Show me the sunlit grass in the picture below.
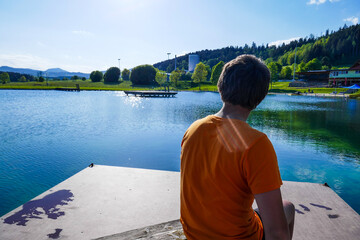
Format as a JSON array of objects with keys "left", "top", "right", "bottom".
[
  {"left": 270, "top": 81, "right": 338, "bottom": 94},
  {"left": 0, "top": 79, "right": 356, "bottom": 96}
]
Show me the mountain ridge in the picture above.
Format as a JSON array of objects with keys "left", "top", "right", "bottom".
[{"left": 0, "top": 66, "right": 90, "bottom": 78}]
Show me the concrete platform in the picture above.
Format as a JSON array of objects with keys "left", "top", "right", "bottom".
[{"left": 1, "top": 165, "right": 359, "bottom": 240}]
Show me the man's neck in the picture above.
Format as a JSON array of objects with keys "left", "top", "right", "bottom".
[{"left": 214, "top": 102, "right": 251, "bottom": 122}]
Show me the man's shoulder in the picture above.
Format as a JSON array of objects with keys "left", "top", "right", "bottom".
[
  {"left": 184, "top": 115, "right": 214, "bottom": 138},
  {"left": 183, "top": 115, "right": 268, "bottom": 149}
]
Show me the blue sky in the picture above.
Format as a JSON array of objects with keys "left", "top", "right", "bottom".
[{"left": 0, "top": 0, "right": 359, "bottom": 73}]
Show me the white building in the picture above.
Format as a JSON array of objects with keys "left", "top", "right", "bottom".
[{"left": 188, "top": 54, "right": 200, "bottom": 72}]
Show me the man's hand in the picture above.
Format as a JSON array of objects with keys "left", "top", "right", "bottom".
[{"left": 255, "top": 188, "right": 293, "bottom": 240}]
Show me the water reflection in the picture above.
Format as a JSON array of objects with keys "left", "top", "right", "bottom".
[
  {"left": 0, "top": 90, "right": 359, "bottom": 216},
  {"left": 123, "top": 96, "right": 144, "bottom": 108},
  {"left": 251, "top": 97, "right": 360, "bottom": 162}
]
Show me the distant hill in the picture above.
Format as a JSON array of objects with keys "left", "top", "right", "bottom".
[
  {"left": 45, "top": 68, "right": 67, "bottom": 73},
  {"left": 0, "top": 66, "right": 90, "bottom": 79},
  {"left": 154, "top": 24, "right": 360, "bottom": 72}
]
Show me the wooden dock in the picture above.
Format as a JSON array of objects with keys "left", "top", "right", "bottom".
[
  {"left": 0, "top": 165, "right": 359, "bottom": 240},
  {"left": 55, "top": 84, "right": 80, "bottom": 92},
  {"left": 124, "top": 91, "right": 177, "bottom": 97}
]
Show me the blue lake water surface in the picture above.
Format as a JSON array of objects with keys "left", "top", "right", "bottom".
[{"left": 0, "top": 90, "right": 359, "bottom": 216}]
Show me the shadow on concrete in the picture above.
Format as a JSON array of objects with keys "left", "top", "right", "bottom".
[{"left": 3, "top": 189, "right": 73, "bottom": 226}]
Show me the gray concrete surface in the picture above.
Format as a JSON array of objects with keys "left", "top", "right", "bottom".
[
  {"left": 1, "top": 165, "right": 359, "bottom": 240},
  {"left": 0, "top": 165, "right": 180, "bottom": 240}
]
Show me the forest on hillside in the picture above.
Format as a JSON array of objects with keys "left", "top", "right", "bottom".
[{"left": 154, "top": 24, "right": 360, "bottom": 79}]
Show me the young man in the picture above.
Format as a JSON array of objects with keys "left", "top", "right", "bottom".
[{"left": 180, "top": 55, "right": 295, "bottom": 240}]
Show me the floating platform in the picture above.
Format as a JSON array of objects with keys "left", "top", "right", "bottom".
[
  {"left": 55, "top": 88, "right": 80, "bottom": 92},
  {"left": 124, "top": 91, "right": 177, "bottom": 97},
  {"left": 55, "top": 84, "right": 80, "bottom": 92},
  {"left": 0, "top": 165, "right": 359, "bottom": 240}
]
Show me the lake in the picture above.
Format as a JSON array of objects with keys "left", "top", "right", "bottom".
[{"left": 0, "top": 90, "right": 359, "bottom": 216}]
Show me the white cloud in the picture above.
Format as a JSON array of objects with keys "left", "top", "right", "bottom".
[
  {"left": 269, "top": 37, "right": 301, "bottom": 47},
  {"left": 72, "top": 30, "right": 93, "bottom": 36},
  {"left": 344, "top": 16, "right": 359, "bottom": 25},
  {"left": 175, "top": 51, "right": 189, "bottom": 58},
  {"left": 0, "top": 54, "right": 52, "bottom": 70},
  {"left": 307, "top": 0, "right": 326, "bottom": 5},
  {"left": 307, "top": 0, "right": 340, "bottom": 5}
]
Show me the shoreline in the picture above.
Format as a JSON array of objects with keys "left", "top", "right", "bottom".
[{"left": 1, "top": 87, "right": 357, "bottom": 99}]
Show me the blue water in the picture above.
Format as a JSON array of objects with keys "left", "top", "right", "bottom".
[{"left": 0, "top": 90, "right": 359, "bottom": 216}]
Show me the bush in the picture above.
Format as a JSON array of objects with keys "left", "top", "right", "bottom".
[
  {"left": 90, "top": 71, "right": 103, "bottom": 82},
  {"left": 0, "top": 72, "right": 10, "bottom": 84},
  {"left": 121, "top": 68, "right": 130, "bottom": 80},
  {"left": 210, "top": 61, "right": 224, "bottom": 84},
  {"left": 19, "top": 76, "right": 27, "bottom": 82},
  {"left": 39, "top": 76, "right": 45, "bottom": 82},
  {"left": 130, "top": 65, "right": 157, "bottom": 85},
  {"left": 104, "top": 67, "right": 121, "bottom": 83}
]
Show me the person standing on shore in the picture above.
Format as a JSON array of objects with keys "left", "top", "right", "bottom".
[{"left": 180, "top": 55, "right": 295, "bottom": 240}]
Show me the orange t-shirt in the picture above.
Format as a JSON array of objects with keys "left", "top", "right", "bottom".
[{"left": 180, "top": 115, "right": 282, "bottom": 240}]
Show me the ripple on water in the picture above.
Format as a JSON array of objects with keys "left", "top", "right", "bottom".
[{"left": 0, "top": 90, "right": 359, "bottom": 216}]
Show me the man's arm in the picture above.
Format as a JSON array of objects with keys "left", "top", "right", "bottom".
[{"left": 255, "top": 188, "right": 290, "bottom": 240}]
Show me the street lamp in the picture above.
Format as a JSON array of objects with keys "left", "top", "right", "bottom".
[
  {"left": 167, "top": 53, "right": 171, "bottom": 61},
  {"left": 293, "top": 42, "right": 297, "bottom": 81},
  {"left": 175, "top": 55, "right": 177, "bottom": 70},
  {"left": 118, "top": 58, "right": 121, "bottom": 70}
]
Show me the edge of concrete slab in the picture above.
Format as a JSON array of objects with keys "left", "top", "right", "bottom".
[
  {"left": 94, "top": 219, "right": 184, "bottom": 240},
  {"left": 1, "top": 165, "right": 359, "bottom": 240}
]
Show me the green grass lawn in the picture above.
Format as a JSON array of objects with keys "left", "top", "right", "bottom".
[
  {"left": 0, "top": 80, "right": 166, "bottom": 91},
  {"left": 269, "top": 81, "right": 339, "bottom": 94},
  {"left": 0, "top": 80, "right": 356, "bottom": 96}
]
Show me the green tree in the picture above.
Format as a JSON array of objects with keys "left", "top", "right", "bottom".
[
  {"left": 19, "top": 76, "right": 27, "bottom": 82},
  {"left": 155, "top": 70, "right": 167, "bottom": 90},
  {"left": 205, "top": 64, "right": 211, "bottom": 81},
  {"left": 275, "top": 62, "right": 283, "bottom": 74},
  {"left": 297, "top": 62, "right": 306, "bottom": 72},
  {"left": 0, "top": 72, "right": 10, "bottom": 84},
  {"left": 90, "top": 71, "right": 103, "bottom": 82},
  {"left": 321, "top": 56, "right": 331, "bottom": 67},
  {"left": 305, "top": 58, "right": 322, "bottom": 71},
  {"left": 210, "top": 61, "right": 224, "bottom": 85},
  {"left": 121, "top": 68, "right": 130, "bottom": 80},
  {"left": 180, "top": 72, "right": 192, "bottom": 81},
  {"left": 38, "top": 76, "right": 45, "bottom": 82},
  {"left": 267, "top": 62, "right": 281, "bottom": 89},
  {"left": 279, "top": 66, "right": 292, "bottom": 79},
  {"left": 130, "top": 65, "right": 157, "bottom": 85},
  {"left": 170, "top": 70, "right": 181, "bottom": 88},
  {"left": 267, "top": 62, "right": 280, "bottom": 80},
  {"left": 104, "top": 67, "right": 120, "bottom": 83},
  {"left": 192, "top": 62, "right": 208, "bottom": 90},
  {"left": 71, "top": 75, "right": 79, "bottom": 80},
  {"left": 81, "top": 77, "right": 86, "bottom": 81}
]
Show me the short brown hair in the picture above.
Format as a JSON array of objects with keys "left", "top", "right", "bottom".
[{"left": 217, "top": 55, "right": 270, "bottom": 110}]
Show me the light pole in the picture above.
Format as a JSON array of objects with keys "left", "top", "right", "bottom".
[
  {"left": 166, "top": 53, "right": 171, "bottom": 88},
  {"left": 175, "top": 55, "right": 177, "bottom": 70},
  {"left": 118, "top": 58, "right": 121, "bottom": 70},
  {"left": 293, "top": 42, "right": 297, "bottom": 81}
]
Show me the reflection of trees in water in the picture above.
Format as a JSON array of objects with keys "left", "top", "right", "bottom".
[
  {"left": 249, "top": 109, "right": 360, "bottom": 162},
  {"left": 171, "top": 104, "right": 221, "bottom": 124}
]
